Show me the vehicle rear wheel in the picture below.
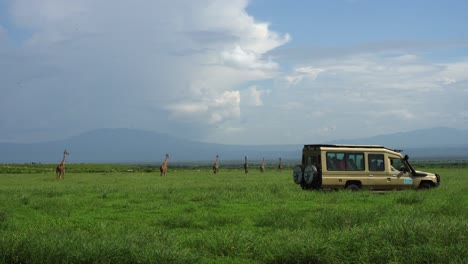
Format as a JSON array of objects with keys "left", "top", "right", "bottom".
[{"left": 345, "top": 183, "right": 360, "bottom": 191}]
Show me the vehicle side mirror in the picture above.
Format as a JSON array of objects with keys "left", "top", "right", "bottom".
[{"left": 399, "top": 166, "right": 409, "bottom": 173}]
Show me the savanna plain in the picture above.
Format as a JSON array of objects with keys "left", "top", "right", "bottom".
[{"left": 0, "top": 162, "right": 467, "bottom": 264}]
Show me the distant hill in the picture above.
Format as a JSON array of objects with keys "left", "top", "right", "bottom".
[
  {"left": 0, "top": 128, "right": 300, "bottom": 163},
  {"left": 0, "top": 127, "right": 467, "bottom": 163}
]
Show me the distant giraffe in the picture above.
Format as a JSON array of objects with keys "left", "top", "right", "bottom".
[
  {"left": 278, "top": 157, "right": 283, "bottom": 172},
  {"left": 213, "top": 154, "right": 219, "bottom": 174},
  {"left": 259, "top": 158, "right": 265, "bottom": 173},
  {"left": 160, "top": 154, "right": 169, "bottom": 176},
  {"left": 244, "top": 156, "right": 249, "bottom": 174},
  {"left": 56, "top": 150, "right": 69, "bottom": 180}
]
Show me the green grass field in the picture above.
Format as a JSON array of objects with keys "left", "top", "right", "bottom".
[{"left": 0, "top": 163, "right": 467, "bottom": 263}]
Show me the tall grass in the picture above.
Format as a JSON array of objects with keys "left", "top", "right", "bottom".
[{"left": 0, "top": 165, "right": 467, "bottom": 263}]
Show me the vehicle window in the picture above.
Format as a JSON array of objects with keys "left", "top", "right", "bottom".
[
  {"left": 327, "top": 152, "right": 342, "bottom": 171},
  {"left": 390, "top": 158, "right": 405, "bottom": 172},
  {"left": 369, "top": 154, "right": 385, "bottom": 171},
  {"left": 346, "top": 153, "right": 364, "bottom": 171},
  {"left": 327, "top": 152, "right": 364, "bottom": 171}
]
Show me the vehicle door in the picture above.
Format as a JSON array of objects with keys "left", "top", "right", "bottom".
[
  {"left": 367, "top": 153, "right": 392, "bottom": 190},
  {"left": 388, "top": 157, "right": 413, "bottom": 189}
]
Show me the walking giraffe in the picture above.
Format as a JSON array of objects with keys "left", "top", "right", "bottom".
[
  {"left": 244, "top": 156, "right": 249, "bottom": 174},
  {"left": 278, "top": 157, "right": 283, "bottom": 172},
  {"left": 213, "top": 154, "right": 219, "bottom": 174},
  {"left": 160, "top": 154, "right": 169, "bottom": 176},
  {"left": 259, "top": 158, "right": 265, "bottom": 173},
  {"left": 56, "top": 150, "right": 69, "bottom": 180}
]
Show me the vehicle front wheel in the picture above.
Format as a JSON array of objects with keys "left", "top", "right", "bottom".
[{"left": 418, "top": 182, "right": 433, "bottom": 190}]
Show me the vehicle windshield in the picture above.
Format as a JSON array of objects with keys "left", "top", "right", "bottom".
[{"left": 390, "top": 158, "right": 407, "bottom": 172}]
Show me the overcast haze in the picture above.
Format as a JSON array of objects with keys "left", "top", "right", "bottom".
[{"left": 1, "top": 0, "right": 467, "bottom": 145}]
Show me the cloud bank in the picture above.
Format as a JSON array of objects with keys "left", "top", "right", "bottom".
[
  {"left": 1, "top": 1, "right": 467, "bottom": 145},
  {"left": 0, "top": 0, "right": 289, "bottom": 142}
]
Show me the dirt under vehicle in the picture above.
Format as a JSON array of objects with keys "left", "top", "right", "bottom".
[{"left": 293, "top": 144, "right": 441, "bottom": 191}]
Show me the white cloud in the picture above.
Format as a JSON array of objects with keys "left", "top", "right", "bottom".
[
  {"left": 211, "top": 90, "right": 241, "bottom": 124},
  {"left": 241, "top": 86, "right": 270, "bottom": 106},
  {"left": 393, "top": 54, "right": 419, "bottom": 62},
  {"left": 166, "top": 90, "right": 240, "bottom": 124},
  {"left": 437, "top": 77, "right": 456, "bottom": 85},
  {"left": 295, "top": 66, "right": 324, "bottom": 76},
  {"left": 285, "top": 75, "right": 303, "bottom": 85},
  {"left": 437, "top": 61, "right": 468, "bottom": 84},
  {"left": 168, "top": 102, "right": 209, "bottom": 115},
  {"left": 220, "top": 45, "right": 278, "bottom": 70},
  {"left": 285, "top": 66, "right": 324, "bottom": 85}
]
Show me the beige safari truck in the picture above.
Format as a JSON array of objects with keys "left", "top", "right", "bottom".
[{"left": 293, "top": 144, "right": 440, "bottom": 191}]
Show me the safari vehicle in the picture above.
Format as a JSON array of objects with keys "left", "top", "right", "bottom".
[{"left": 293, "top": 144, "right": 440, "bottom": 191}]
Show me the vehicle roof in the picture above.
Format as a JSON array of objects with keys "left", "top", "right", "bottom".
[{"left": 303, "top": 144, "right": 402, "bottom": 153}]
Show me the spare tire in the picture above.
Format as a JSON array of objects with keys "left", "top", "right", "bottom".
[
  {"left": 304, "top": 165, "right": 318, "bottom": 185},
  {"left": 293, "top": 165, "right": 304, "bottom": 184}
]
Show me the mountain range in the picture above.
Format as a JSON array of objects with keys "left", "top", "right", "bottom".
[{"left": 1, "top": 127, "right": 467, "bottom": 163}]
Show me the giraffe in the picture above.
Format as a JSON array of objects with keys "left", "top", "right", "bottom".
[
  {"left": 278, "top": 157, "right": 283, "bottom": 172},
  {"left": 213, "top": 154, "right": 219, "bottom": 174},
  {"left": 259, "top": 158, "right": 265, "bottom": 173},
  {"left": 160, "top": 154, "right": 169, "bottom": 176},
  {"left": 244, "top": 156, "right": 249, "bottom": 174},
  {"left": 56, "top": 150, "right": 69, "bottom": 180}
]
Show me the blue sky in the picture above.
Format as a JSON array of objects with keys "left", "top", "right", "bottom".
[
  {"left": 0, "top": 0, "right": 467, "bottom": 145},
  {"left": 248, "top": 0, "right": 468, "bottom": 44}
]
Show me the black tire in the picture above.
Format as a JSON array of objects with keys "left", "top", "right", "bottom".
[
  {"left": 418, "top": 182, "right": 433, "bottom": 190},
  {"left": 303, "top": 165, "right": 317, "bottom": 185},
  {"left": 345, "top": 183, "right": 360, "bottom": 192}
]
